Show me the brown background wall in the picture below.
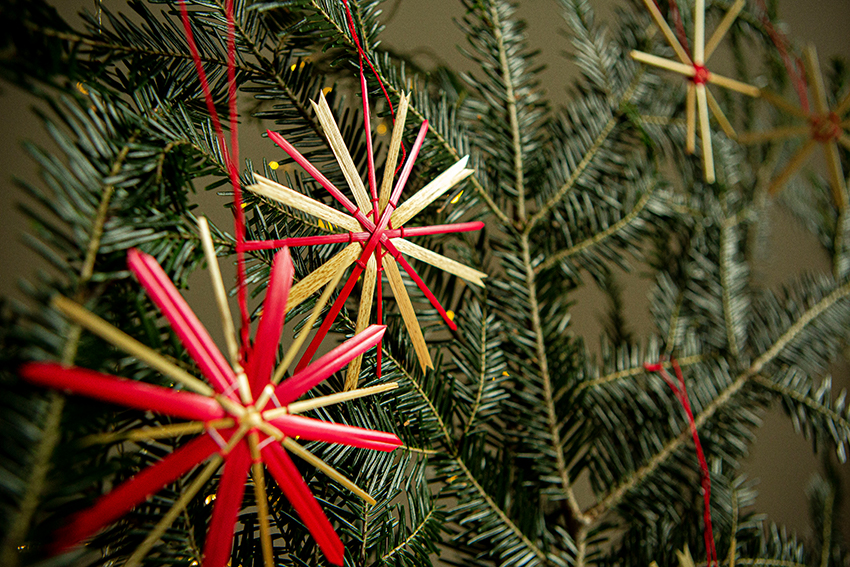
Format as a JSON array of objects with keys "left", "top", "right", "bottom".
[{"left": 1, "top": 0, "right": 849, "bottom": 547}]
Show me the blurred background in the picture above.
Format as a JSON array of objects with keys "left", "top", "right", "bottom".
[{"left": 1, "top": 0, "right": 849, "bottom": 543}]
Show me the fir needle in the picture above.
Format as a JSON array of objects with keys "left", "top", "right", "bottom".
[
  {"left": 313, "top": 94, "right": 372, "bottom": 214},
  {"left": 705, "top": 87, "right": 737, "bottom": 139},
  {"left": 384, "top": 256, "right": 433, "bottom": 371},
  {"left": 248, "top": 432, "right": 275, "bottom": 567},
  {"left": 686, "top": 83, "right": 697, "bottom": 154},
  {"left": 696, "top": 83, "right": 716, "bottom": 183},
  {"left": 197, "top": 216, "right": 240, "bottom": 369},
  {"left": 271, "top": 262, "right": 347, "bottom": 386},
  {"left": 345, "top": 255, "right": 377, "bottom": 391},
  {"left": 379, "top": 93, "right": 410, "bottom": 213},
  {"left": 124, "top": 455, "right": 222, "bottom": 567},
  {"left": 52, "top": 296, "right": 214, "bottom": 397},
  {"left": 639, "top": 0, "right": 692, "bottom": 65},
  {"left": 704, "top": 0, "right": 745, "bottom": 62},
  {"left": 282, "top": 437, "right": 376, "bottom": 505}
]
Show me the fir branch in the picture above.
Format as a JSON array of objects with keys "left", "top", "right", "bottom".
[
  {"left": 579, "top": 353, "right": 707, "bottom": 390},
  {"left": 380, "top": 506, "right": 436, "bottom": 562}
]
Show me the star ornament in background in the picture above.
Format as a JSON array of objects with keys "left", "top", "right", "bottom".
[
  {"left": 245, "top": 91, "right": 486, "bottom": 389},
  {"left": 739, "top": 45, "right": 850, "bottom": 210},
  {"left": 19, "top": 221, "right": 403, "bottom": 567},
  {"left": 631, "top": 0, "right": 761, "bottom": 183}
]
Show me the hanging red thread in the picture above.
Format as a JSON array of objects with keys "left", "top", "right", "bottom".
[
  {"left": 753, "top": 0, "right": 809, "bottom": 113},
  {"left": 644, "top": 357, "right": 717, "bottom": 567},
  {"left": 654, "top": 0, "right": 692, "bottom": 59},
  {"left": 177, "top": 0, "right": 251, "bottom": 359}
]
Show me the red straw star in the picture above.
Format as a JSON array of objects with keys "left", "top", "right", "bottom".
[{"left": 21, "top": 243, "right": 401, "bottom": 567}]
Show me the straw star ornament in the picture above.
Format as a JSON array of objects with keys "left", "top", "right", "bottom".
[
  {"left": 246, "top": 91, "right": 485, "bottom": 389},
  {"left": 631, "top": 0, "right": 761, "bottom": 182},
  {"left": 19, "top": 222, "right": 402, "bottom": 567},
  {"left": 739, "top": 45, "right": 850, "bottom": 210}
]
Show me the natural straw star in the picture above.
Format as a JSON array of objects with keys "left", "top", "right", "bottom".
[
  {"left": 19, "top": 219, "right": 403, "bottom": 567},
  {"left": 739, "top": 45, "right": 850, "bottom": 210},
  {"left": 246, "top": 92, "right": 485, "bottom": 388},
  {"left": 631, "top": 0, "right": 761, "bottom": 182}
]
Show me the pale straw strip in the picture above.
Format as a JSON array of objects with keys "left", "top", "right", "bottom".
[
  {"left": 379, "top": 93, "right": 411, "bottom": 214},
  {"left": 705, "top": 87, "right": 737, "bottom": 139},
  {"left": 282, "top": 437, "right": 376, "bottom": 505},
  {"left": 125, "top": 419, "right": 234, "bottom": 442},
  {"left": 286, "top": 243, "right": 360, "bottom": 315},
  {"left": 839, "top": 135, "right": 850, "bottom": 152},
  {"left": 248, "top": 174, "right": 361, "bottom": 232},
  {"left": 707, "top": 72, "right": 761, "bottom": 98},
  {"left": 391, "top": 158, "right": 473, "bottom": 226},
  {"left": 805, "top": 45, "right": 829, "bottom": 115},
  {"left": 198, "top": 217, "right": 240, "bottom": 368},
  {"left": 394, "top": 238, "right": 487, "bottom": 287},
  {"left": 737, "top": 126, "right": 811, "bottom": 144},
  {"left": 824, "top": 140, "right": 848, "bottom": 211},
  {"left": 696, "top": 84, "right": 716, "bottom": 183},
  {"left": 768, "top": 139, "right": 817, "bottom": 194},
  {"left": 640, "top": 0, "right": 692, "bottom": 64},
  {"left": 687, "top": 83, "right": 697, "bottom": 154},
  {"left": 124, "top": 455, "right": 222, "bottom": 567},
  {"left": 704, "top": 0, "right": 745, "bottom": 61},
  {"left": 313, "top": 93, "right": 372, "bottom": 215},
  {"left": 271, "top": 262, "right": 348, "bottom": 386},
  {"left": 835, "top": 89, "right": 850, "bottom": 117},
  {"left": 383, "top": 256, "right": 432, "bottom": 371},
  {"left": 248, "top": 432, "right": 274, "bottom": 567},
  {"left": 266, "top": 382, "right": 399, "bottom": 417},
  {"left": 631, "top": 50, "right": 695, "bottom": 78},
  {"left": 759, "top": 90, "right": 808, "bottom": 119},
  {"left": 53, "top": 296, "right": 213, "bottom": 396},
  {"left": 694, "top": 0, "right": 705, "bottom": 65},
  {"left": 345, "top": 255, "right": 377, "bottom": 391}
]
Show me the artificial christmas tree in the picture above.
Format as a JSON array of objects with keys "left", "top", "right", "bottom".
[{"left": 1, "top": 0, "right": 850, "bottom": 566}]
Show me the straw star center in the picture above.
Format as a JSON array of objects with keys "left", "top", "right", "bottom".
[
  {"left": 692, "top": 64, "right": 710, "bottom": 85},
  {"left": 811, "top": 112, "right": 842, "bottom": 143}
]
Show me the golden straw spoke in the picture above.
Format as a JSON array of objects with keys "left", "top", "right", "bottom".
[
  {"left": 839, "top": 134, "right": 850, "bottom": 152},
  {"left": 198, "top": 217, "right": 240, "bottom": 368},
  {"left": 249, "top": 433, "right": 275, "bottom": 567},
  {"left": 694, "top": 0, "right": 706, "bottom": 65},
  {"left": 835, "top": 89, "right": 850, "bottom": 117},
  {"left": 824, "top": 140, "right": 848, "bottom": 211},
  {"left": 379, "top": 93, "right": 410, "bottom": 214},
  {"left": 704, "top": 0, "right": 745, "bottom": 61},
  {"left": 759, "top": 90, "right": 809, "bottom": 119},
  {"left": 394, "top": 238, "right": 487, "bottom": 287},
  {"left": 805, "top": 45, "right": 829, "bottom": 115},
  {"left": 282, "top": 438, "right": 375, "bottom": 505},
  {"left": 391, "top": 158, "right": 473, "bottom": 227},
  {"left": 768, "top": 139, "right": 818, "bottom": 195},
  {"left": 286, "top": 244, "right": 360, "bottom": 314},
  {"left": 696, "top": 84, "right": 716, "bottom": 183},
  {"left": 313, "top": 93, "right": 372, "bottom": 214},
  {"left": 269, "top": 382, "right": 399, "bottom": 417},
  {"left": 705, "top": 87, "right": 737, "bottom": 139},
  {"left": 383, "top": 257, "right": 432, "bottom": 372},
  {"left": 631, "top": 50, "right": 696, "bottom": 78},
  {"left": 737, "top": 126, "right": 812, "bottom": 144},
  {"left": 639, "top": 0, "right": 692, "bottom": 65},
  {"left": 345, "top": 256, "right": 377, "bottom": 391},
  {"left": 53, "top": 296, "right": 213, "bottom": 396},
  {"left": 707, "top": 73, "right": 760, "bottom": 98},
  {"left": 686, "top": 83, "right": 696, "bottom": 154},
  {"left": 124, "top": 456, "right": 222, "bottom": 567}
]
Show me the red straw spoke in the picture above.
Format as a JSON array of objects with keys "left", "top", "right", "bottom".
[
  {"left": 262, "top": 443, "right": 344, "bottom": 565},
  {"left": 394, "top": 253, "right": 457, "bottom": 330},
  {"left": 376, "top": 251, "right": 384, "bottom": 378},
  {"left": 54, "top": 434, "right": 220, "bottom": 552},
  {"left": 270, "top": 414, "right": 401, "bottom": 451},
  {"left": 247, "top": 249, "right": 293, "bottom": 396},
  {"left": 279, "top": 325, "right": 386, "bottom": 404},
  {"left": 21, "top": 363, "right": 225, "bottom": 422},
  {"left": 645, "top": 358, "right": 717, "bottom": 567},
  {"left": 128, "top": 249, "right": 237, "bottom": 396},
  {"left": 203, "top": 443, "right": 252, "bottom": 567}
]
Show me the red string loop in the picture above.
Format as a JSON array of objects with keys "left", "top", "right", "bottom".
[{"left": 754, "top": 0, "right": 809, "bottom": 113}]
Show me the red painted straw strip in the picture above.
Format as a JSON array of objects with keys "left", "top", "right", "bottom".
[
  {"left": 241, "top": 221, "right": 485, "bottom": 251},
  {"left": 280, "top": 324, "right": 386, "bottom": 404},
  {"left": 247, "top": 248, "right": 293, "bottom": 396},
  {"left": 262, "top": 442, "right": 344, "bottom": 565},
  {"left": 270, "top": 414, "right": 401, "bottom": 451},
  {"left": 203, "top": 443, "right": 252, "bottom": 567},
  {"left": 128, "top": 249, "right": 237, "bottom": 397},
  {"left": 375, "top": 252, "right": 384, "bottom": 376},
  {"left": 53, "top": 434, "right": 220, "bottom": 552},
  {"left": 754, "top": 0, "right": 809, "bottom": 112},
  {"left": 177, "top": 0, "right": 250, "bottom": 351},
  {"left": 20, "top": 363, "right": 225, "bottom": 422},
  {"left": 645, "top": 358, "right": 717, "bottom": 567}
]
